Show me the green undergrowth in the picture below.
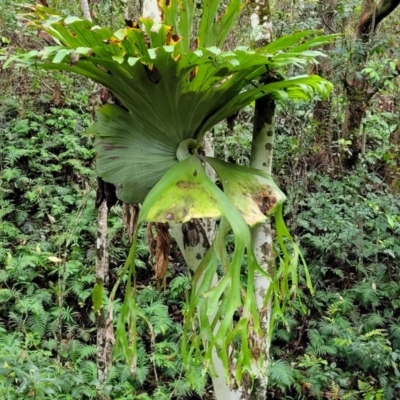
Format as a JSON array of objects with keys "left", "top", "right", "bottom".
[
  {"left": 0, "top": 91, "right": 206, "bottom": 399},
  {"left": 1, "top": 82, "right": 400, "bottom": 399}
]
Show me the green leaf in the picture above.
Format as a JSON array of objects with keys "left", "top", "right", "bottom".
[
  {"left": 197, "top": 0, "right": 244, "bottom": 48},
  {"left": 91, "top": 104, "right": 178, "bottom": 203},
  {"left": 197, "top": 0, "right": 220, "bottom": 47},
  {"left": 8, "top": 10, "right": 333, "bottom": 206},
  {"left": 386, "top": 214, "right": 395, "bottom": 229},
  {"left": 53, "top": 49, "right": 70, "bottom": 63}
]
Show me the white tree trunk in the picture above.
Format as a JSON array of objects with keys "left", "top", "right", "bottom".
[
  {"left": 250, "top": 97, "right": 275, "bottom": 398},
  {"left": 79, "top": 0, "right": 92, "bottom": 22},
  {"left": 249, "top": 2, "right": 275, "bottom": 398},
  {"left": 142, "top": 0, "right": 162, "bottom": 23},
  {"left": 202, "top": 131, "right": 216, "bottom": 242},
  {"left": 95, "top": 201, "right": 112, "bottom": 398}
]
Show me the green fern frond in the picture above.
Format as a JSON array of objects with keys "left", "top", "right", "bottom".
[
  {"left": 268, "top": 360, "right": 294, "bottom": 387},
  {"left": 389, "top": 323, "right": 400, "bottom": 347},
  {"left": 26, "top": 312, "right": 49, "bottom": 338},
  {"left": 311, "top": 344, "right": 337, "bottom": 356},
  {"left": 80, "top": 360, "right": 97, "bottom": 381},
  {"left": 341, "top": 391, "right": 359, "bottom": 400},
  {"left": 364, "top": 313, "right": 386, "bottom": 331},
  {"left": 363, "top": 328, "right": 386, "bottom": 339}
]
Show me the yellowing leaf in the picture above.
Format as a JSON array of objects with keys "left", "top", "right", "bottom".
[
  {"left": 48, "top": 256, "right": 62, "bottom": 263},
  {"left": 203, "top": 157, "right": 285, "bottom": 226},
  {"left": 140, "top": 156, "right": 222, "bottom": 223}
]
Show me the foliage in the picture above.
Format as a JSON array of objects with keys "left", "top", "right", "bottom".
[
  {"left": 0, "top": 275, "right": 201, "bottom": 400},
  {"left": 211, "top": 65, "right": 400, "bottom": 398},
  {"left": 263, "top": 125, "right": 400, "bottom": 398},
  {"left": 1, "top": 0, "right": 400, "bottom": 398},
  {"left": 5, "top": 1, "right": 335, "bottom": 383},
  {"left": 0, "top": 89, "right": 203, "bottom": 398}
]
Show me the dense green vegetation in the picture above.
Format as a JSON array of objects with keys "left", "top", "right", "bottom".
[{"left": 1, "top": 0, "right": 400, "bottom": 399}]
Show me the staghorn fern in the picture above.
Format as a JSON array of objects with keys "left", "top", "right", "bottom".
[{"left": 5, "top": 0, "right": 334, "bottom": 384}]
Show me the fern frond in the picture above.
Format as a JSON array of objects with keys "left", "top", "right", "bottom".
[{"left": 268, "top": 360, "right": 294, "bottom": 387}]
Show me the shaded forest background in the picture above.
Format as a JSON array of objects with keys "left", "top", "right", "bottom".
[{"left": 1, "top": 0, "right": 400, "bottom": 399}]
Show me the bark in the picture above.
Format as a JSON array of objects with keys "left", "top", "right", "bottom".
[
  {"left": 342, "top": 0, "right": 400, "bottom": 167},
  {"left": 387, "top": 125, "right": 400, "bottom": 189},
  {"left": 95, "top": 201, "right": 112, "bottom": 398},
  {"left": 203, "top": 131, "right": 216, "bottom": 242},
  {"left": 312, "top": 0, "right": 336, "bottom": 170},
  {"left": 342, "top": 71, "right": 371, "bottom": 168},
  {"left": 250, "top": 95, "right": 275, "bottom": 399},
  {"left": 142, "top": 0, "right": 162, "bottom": 23},
  {"left": 248, "top": 2, "right": 275, "bottom": 398},
  {"left": 249, "top": 0, "right": 272, "bottom": 45},
  {"left": 358, "top": 0, "right": 400, "bottom": 40},
  {"left": 93, "top": 89, "right": 115, "bottom": 399},
  {"left": 79, "top": 0, "right": 92, "bottom": 22}
]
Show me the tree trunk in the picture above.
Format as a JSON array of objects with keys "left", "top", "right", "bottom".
[
  {"left": 250, "top": 95, "right": 275, "bottom": 399},
  {"left": 79, "top": 0, "right": 92, "bottom": 22},
  {"left": 248, "top": 2, "right": 275, "bottom": 398},
  {"left": 342, "top": 0, "right": 400, "bottom": 168},
  {"left": 95, "top": 201, "right": 112, "bottom": 399},
  {"left": 142, "top": 0, "right": 161, "bottom": 23},
  {"left": 250, "top": 0, "right": 272, "bottom": 46},
  {"left": 202, "top": 131, "right": 216, "bottom": 242},
  {"left": 93, "top": 92, "right": 118, "bottom": 400},
  {"left": 312, "top": 0, "right": 336, "bottom": 170}
]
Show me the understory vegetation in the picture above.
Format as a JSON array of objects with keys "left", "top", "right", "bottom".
[{"left": 1, "top": 0, "right": 400, "bottom": 399}]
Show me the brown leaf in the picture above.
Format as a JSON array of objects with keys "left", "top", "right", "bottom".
[
  {"left": 70, "top": 51, "right": 80, "bottom": 66},
  {"left": 125, "top": 19, "right": 139, "bottom": 28},
  {"left": 123, "top": 204, "right": 139, "bottom": 243},
  {"left": 143, "top": 64, "right": 161, "bottom": 84},
  {"left": 37, "top": 30, "right": 57, "bottom": 45},
  {"left": 147, "top": 222, "right": 171, "bottom": 287},
  {"left": 51, "top": 82, "right": 62, "bottom": 106},
  {"left": 38, "top": 0, "right": 49, "bottom": 7}
]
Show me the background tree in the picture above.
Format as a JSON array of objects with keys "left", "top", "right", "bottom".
[{"left": 342, "top": 0, "right": 400, "bottom": 167}]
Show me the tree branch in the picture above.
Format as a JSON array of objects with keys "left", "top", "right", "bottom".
[{"left": 358, "top": 0, "right": 400, "bottom": 40}]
